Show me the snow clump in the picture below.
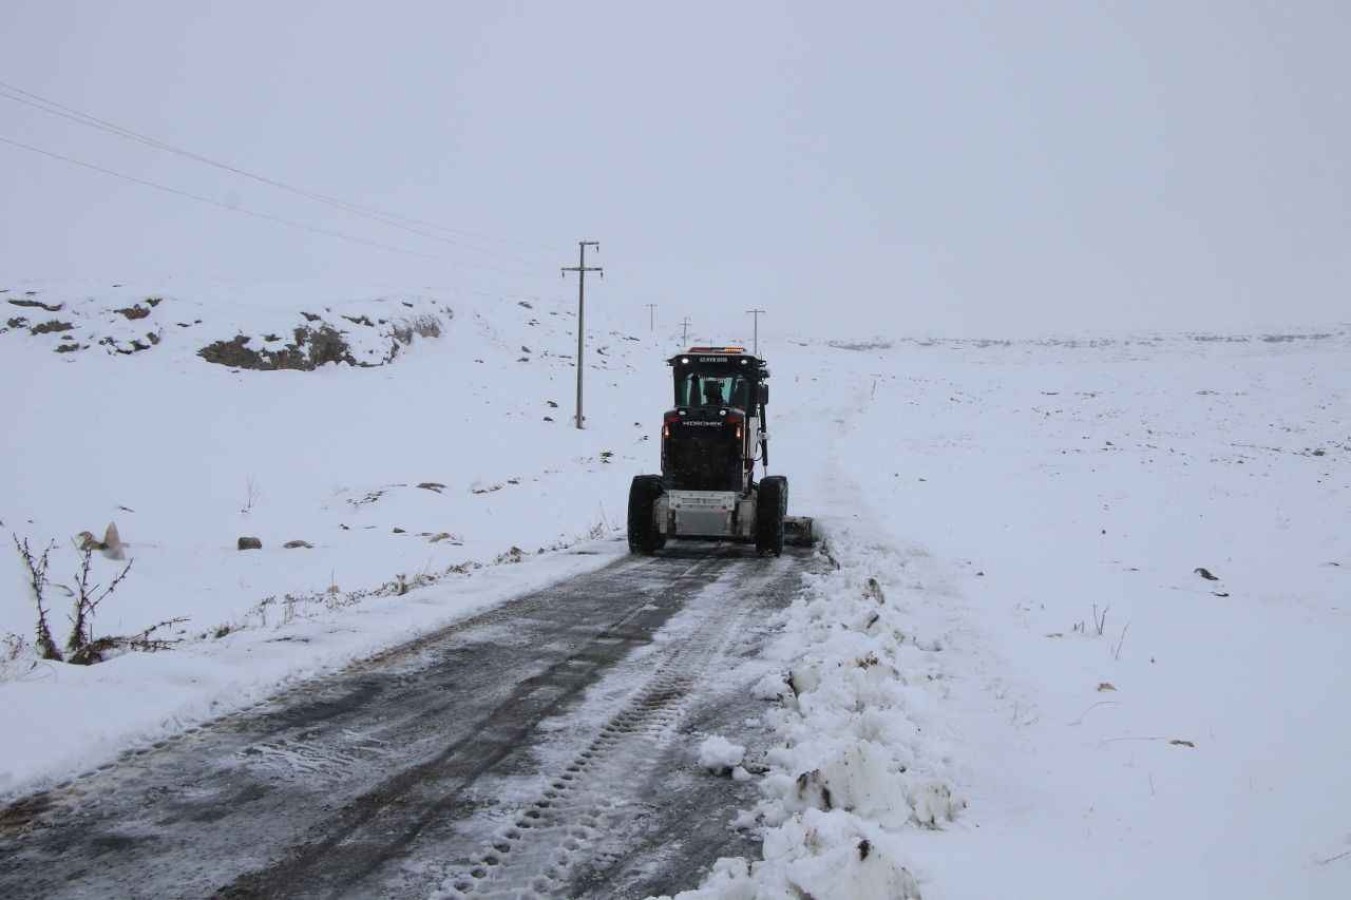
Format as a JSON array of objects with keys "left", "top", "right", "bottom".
[{"left": 697, "top": 735, "right": 746, "bottom": 774}]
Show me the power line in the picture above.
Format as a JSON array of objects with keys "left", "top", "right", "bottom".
[
  {"left": 0, "top": 79, "right": 551, "bottom": 261},
  {"left": 0, "top": 78, "right": 564, "bottom": 270},
  {"left": 0, "top": 133, "right": 448, "bottom": 261}
]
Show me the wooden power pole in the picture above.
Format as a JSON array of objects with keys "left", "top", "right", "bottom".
[
  {"left": 562, "top": 240, "right": 602, "bottom": 429},
  {"left": 680, "top": 317, "right": 692, "bottom": 345},
  {"left": 646, "top": 303, "right": 657, "bottom": 332}
]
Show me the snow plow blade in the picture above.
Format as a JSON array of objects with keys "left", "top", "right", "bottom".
[{"left": 784, "top": 516, "right": 816, "bottom": 547}]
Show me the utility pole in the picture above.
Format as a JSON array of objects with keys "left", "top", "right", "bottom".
[
  {"left": 562, "top": 240, "right": 602, "bottom": 429},
  {"left": 746, "top": 308, "right": 766, "bottom": 355},
  {"left": 680, "top": 317, "right": 692, "bottom": 346},
  {"left": 645, "top": 303, "right": 657, "bottom": 332}
]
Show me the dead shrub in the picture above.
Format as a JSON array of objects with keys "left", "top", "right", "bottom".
[{"left": 11, "top": 533, "right": 178, "bottom": 665}]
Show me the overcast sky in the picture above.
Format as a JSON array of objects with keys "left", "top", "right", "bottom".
[{"left": 1, "top": 2, "right": 1347, "bottom": 339}]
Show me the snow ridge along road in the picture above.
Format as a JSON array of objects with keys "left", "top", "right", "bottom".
[{"left": 0, "top": 544, "right": 809, "bottom": 899}]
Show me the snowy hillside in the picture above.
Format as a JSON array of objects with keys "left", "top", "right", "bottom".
[{"left": 3, "top": 286, "right": 1349, "bottom": 898}]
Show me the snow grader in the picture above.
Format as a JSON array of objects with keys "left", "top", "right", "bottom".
[{"left": 627, "top": 346, "right": 813, "bottom": 555}]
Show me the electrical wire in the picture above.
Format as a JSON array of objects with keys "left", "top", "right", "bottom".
[
  {"left": 0, "top": 78, "right": 550, "bottom": 261},
  {"left": 0, "top": 78, "right": 564, "bottom": 269},
  {"left": 0, "top": 132, "right": 458, "bottom": 261}
]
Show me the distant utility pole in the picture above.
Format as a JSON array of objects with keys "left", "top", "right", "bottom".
[
  {"left": 680, "top": 317, "right": 692, "bottom": 345},
  {"left": 646, "top": 303, "right": 657, "bottom": 332},
  {"left": 562, "top": 240, "right": 602, "bottom": 429},
  {"left": 746, "top": 308, "right": 766, "bottom": 355}
]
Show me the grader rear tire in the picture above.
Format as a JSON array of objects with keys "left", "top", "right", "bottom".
[
  {"left": 627, "top": 475, "right": 665, "bottom": 554},
  {"left": 755, "top": 476, "right": 787, "bottom": 556}
]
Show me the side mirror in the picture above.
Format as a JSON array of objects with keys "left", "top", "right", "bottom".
[{"left": 758, "top": 383, "right": 769, "bottom": 406}]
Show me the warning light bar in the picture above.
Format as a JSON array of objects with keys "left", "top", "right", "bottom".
[{"left": 686, "top": 346, "right": 745, "bottom": 354}]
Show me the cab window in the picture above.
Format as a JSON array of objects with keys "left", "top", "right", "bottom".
[{"left": 677, "top": 373, "right": 748, "bottom": 408}]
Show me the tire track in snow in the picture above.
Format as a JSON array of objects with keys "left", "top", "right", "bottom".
[{"left": 427, "top": 556, "right": 802, "bottom": 900}]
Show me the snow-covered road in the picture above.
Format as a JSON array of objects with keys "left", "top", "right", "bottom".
[{"left": 0, "top": 544, "right": 809, "bottom": 898}]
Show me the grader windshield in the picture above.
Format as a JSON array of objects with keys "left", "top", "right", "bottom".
[
  {"left": 669, "top": 347, "right": 764, "bottom": 410},
  {"left": 675, "top": 371, "right": 752, "bottom": 409}
]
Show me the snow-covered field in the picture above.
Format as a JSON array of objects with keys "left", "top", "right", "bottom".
[
  {"left": 678, "top": 330, "right": 1350, "bottom": 899},
  {"left": 3, "top": 283, "right": 1348, "bottom": 898}
]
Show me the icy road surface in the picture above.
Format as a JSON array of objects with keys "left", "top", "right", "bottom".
[{"left": 0, "top": 544, "right": 812, "bottom": 899}]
